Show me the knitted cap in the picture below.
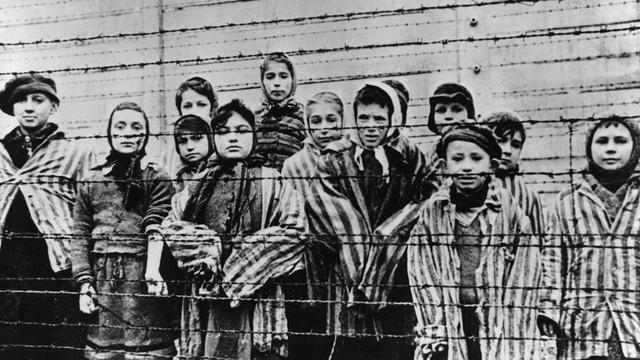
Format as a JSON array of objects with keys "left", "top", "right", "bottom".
[
  {"left": 0, "top": 74, "right": 60, "bottom": 115},
  {"left": 436, "top": 124, "right": 501, "bottom": 160},
  {"left": 427, "top": 82, "right": 475, "bottom": 135}
]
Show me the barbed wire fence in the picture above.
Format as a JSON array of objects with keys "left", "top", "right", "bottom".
[{"left": 0, "top": 0, "right": 639, "bottom": 359}]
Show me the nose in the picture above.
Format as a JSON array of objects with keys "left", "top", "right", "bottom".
[
  {"left": 23, "top": 99, "right": 35, "bottom": 111},
  {"left": 500, "top": 144, "right": 511, "bottom": 156}
]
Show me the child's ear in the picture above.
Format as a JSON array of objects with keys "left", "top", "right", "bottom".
[{"left": 434, "top": 157, "right": 446, "bottom": 171}]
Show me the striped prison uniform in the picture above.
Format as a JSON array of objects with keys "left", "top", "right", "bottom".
[
  {"left": 0, "top": 128, "right": 93, "bottom": 272},
  {"left": 314, "top": 133, "right": 429, "bottom": 341},
  {"left": 164, "top": 164, "right": 307, "bottom": 359},
  {"left": 495, "top": 173, "right": 545, "bottom": 236},
  {"left": 408, "top": 180, "right": 542, "bottom": 360},
  {"left": 540, "top": 173, "right": 640, "bottom": 359}
]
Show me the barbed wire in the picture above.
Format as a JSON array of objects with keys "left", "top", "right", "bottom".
[
  {"left": 0, "top": 0, "right": 577, "bottom": 47},
  {"left": 3, "top": 19, "right": 638, "bottom": 76}
]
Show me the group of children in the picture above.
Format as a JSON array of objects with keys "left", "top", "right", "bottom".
[{"left": 0, "top": 51, "right": 638, "bottom": 360}]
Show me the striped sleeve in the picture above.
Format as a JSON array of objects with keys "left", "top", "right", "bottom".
[
  {"left": 222, "top": 170, "right": 308, "bottom": 299},
  {"left": 539, "top": 196, "right": 569, "bottom": 325},
  {"left": 407, "top": 207, "right": 448, "bottom": 348}
]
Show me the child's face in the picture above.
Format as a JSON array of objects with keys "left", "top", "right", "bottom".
[
  {"left": 177, "top": 132, "right": 209, "bottom": 164},
  {"left": 180, "top": 89, "right": 212, "bottom": 120},
  {"left": 262, "top": 62, "right": 293, "bottom": 102},
  {"left": 495, "top": 130, "right": 523, "bottom": 172},
  {"left": 356, "top": 103, "right": 389, "bottom": 148},
  {"left": 110, "top": 109, "right": 147, "bottom": 155},
  {"left": 433, "top": 101, "right": 469, "bottom": 134},
  {"left": 445, "top": 140, "right": 493, "bottom": 194},
  {"left": 308, "top": 102, "right": 343, "bottom": 149},
  {"left": 214, "top": 112, "right": 254, "bottom": 161},
  {"left": 13, "top": 93, "right": 57, "bottom": 132},
  {"left": 591, "top": 123, "right": 633, "bottom": 171}
]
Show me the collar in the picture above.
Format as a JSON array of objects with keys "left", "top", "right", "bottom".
[
  {"left": 94, "top": 155, "right": 153, "bottom": 175},
  {"left": 354, "top": 145, "right": 390, "bottom": 183}
]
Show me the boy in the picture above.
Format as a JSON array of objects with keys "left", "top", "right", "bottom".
[
  {"left": 485, "top": 110, "right": 544, "bottom": 234},
  {"left": 539, "top": 117, "right": 640, "bottom": 360},
  {"left": 409, "top": 125, "right": 541, "bottom": 360}
]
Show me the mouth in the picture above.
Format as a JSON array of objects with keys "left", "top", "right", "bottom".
[
  {"left": 226, "top": 146, "right": 242, "bottom": 152},
  {"left": 185, "top": 153, "right": 201, "bottom": 159},
  {"left": 270, "top": 90, "right": 285, "bottom": 97}
]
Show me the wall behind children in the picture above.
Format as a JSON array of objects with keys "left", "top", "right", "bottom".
[{"left": 0, "top": 0, "right": 638, "bottom": 205}]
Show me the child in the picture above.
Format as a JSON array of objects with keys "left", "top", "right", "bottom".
[
  {"left": 316, "top": 80, "right": 429, "bottom": 360},
  {"left": 426, "top": 82, "right": 477, "bottom": 180},
  {"left": 162, "top": 77, "right": 218, "bottom": 183},
  {"left": 539, "top": 117, "right": 640, "bottom": 360},
  {"left": 172, "top": 114, "right": 213, "bottom": 192},
  {"left": 161, "top": 99, "right": 306, "bottom": 360},
  {"left": 254, "top": 52, "right": 305, "bottom": 170},
  {"left": 0, "top": 74, "right": 93, "bottom": 360},
  {"left": 70, "top": 102, "right": 177, "bottom": 359},
  {"left": 281, "top": 91, "right": 346, "bottom": 359},
  {"left": 485, "top": 110, "right": 544, "bottom": 234},
  {"left": 408, "top": 125, "right": 541, "bottom": 360}
]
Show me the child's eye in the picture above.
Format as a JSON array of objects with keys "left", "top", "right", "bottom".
[
  {"left": 265, "top": 73, "right": 275, "bottom": 80},
  {"left": 511, "top": 140, "right": 523, "bottom": 149},
  {"left": 237, "top": 126, "right": 252, "bottom": 134},
  {"left": 594, "top": 137, "right": 609, "bottom": 145},
  {"left": 190, "top": 134, "right": 204, "bottom": 141},
  {"left": 326, "top": 115, "right": 339, "bottom": 124},
  {"left": 451, "top": 105, "right": 464, "bottom": 113},
  {"left": 434, "top": 106, "right": 447, "bottom": 114},
  {"left": 177, "top": 137, "right": 187, "bottom": 144},
  {"left": 309, "top": 116, "right": 322, "bottom": 124},
  {"left": 279, "top": 72, "right": 290, "bottom": 79},
  {"left": 182, "top": 103, "right": 192, "bottom": 109},
  {"left": 196, "top": 102, "right": 208, "bottom": 108}
]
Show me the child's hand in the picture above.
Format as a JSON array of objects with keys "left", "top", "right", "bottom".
[
  {"left": 79, "top": 283, "right": 97, "bottom": 314},
  {"left": 145, "top": 268, "right": 168, "bottom": 296}
]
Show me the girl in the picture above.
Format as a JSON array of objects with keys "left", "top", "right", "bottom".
[
  {"left": 163, "top": 77, "right": 218, "bottom": 184},
  {"left": 409, "top": 125, "right": 541, "bottom": 360},
  {"left": 70, "top": 102, "right": 177, "bottom": 360},
  {"left": 281, "top": 91, "right": 345, "bottom": 360},
  {"left": 0, "top": 74, "right": 93, "bottom": 360},
  {"left": 172, "top": 114, "right": 213, "bottom": 192},
  {"left": 539, "top": 117, "right": 640, "bottom": 360},
  {"left": 254, "top": 52, "right": 305, "bottom": 170},
  {"left": 162, "top": 99, "right": 306, "bottom": 360}
]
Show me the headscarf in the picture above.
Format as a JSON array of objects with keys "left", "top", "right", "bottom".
[
  {"left": 103, "top": 102, "right": 150, "bottom": 211},
  {"left": 585, "top": 117, "right": 640, "bottom": 192},
  {"left": 259, "top": 52, "right": 300, "bottom": 114},
  {"left": 182, "top": 99, "right": 264, "bottom": 221},
  {"left": 0, "top": 74, "right": 60, "bottom": 116},
  {"left": 427, "top": 82, "right": 476, "bottom": 135},
  {"left": 352, "top": 80, "right": 409, "bottom": 183},
  {"left": 305, "top": 91, "right": 345, "bottom": 147}
]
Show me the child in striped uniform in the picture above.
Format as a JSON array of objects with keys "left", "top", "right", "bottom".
[
  {"left": 316, "top": 80, "right": 430, "bottom": 360},
  {"left": 409, "top": 125, "right": 541, "bottom": 360},
  {"left": 254, "top": 52, "right": 306, "bottom": 170},
  {"left": 539, "top": 117, "right": 640, "bottom": 360},
  {"left": 161, "top": 99, "right": 306, "bottom": 360},
  {"left": 485, "top": 111, "right": 545, "bottom": 236}
]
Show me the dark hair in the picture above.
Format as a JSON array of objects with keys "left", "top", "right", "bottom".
[
  {"left": 485, "top": 110, "right": 526, "bottom": 143},
  {"left": 260, "top": 52, "right": 295, "bottom": 80},
  {"left": 175, "top": 77, "right": 218, "bottom": 116},
  {"left": 427, "top": 82, "right": 475, "bottom": 135},
  {"left": 353, "top": 85, "right": 394, "bottom": 119},
  {"left": 211, "top": 99, "right": 255, "bottom": 130}
]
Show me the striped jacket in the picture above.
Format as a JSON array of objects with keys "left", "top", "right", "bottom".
[
  {"left": 282, "top": 137, "right": 369, "bottom": 335},
  {"left": 0, "top": 127, "right": 93, "bottom": 272},
  {"left": 540, "top": 173, "right": 640, "bottom": 359},
  {"left": 408, "top": 181, "right": 541, "bottom": 360},
  {"left": 317, "top": 133, "right": 429, "bottom": 289},
  {"left": 165, "top": 164, "right": 307, "bottom": 357},
  {"left": 495, "top": 173, "right": 545, "bottom": 235}
]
